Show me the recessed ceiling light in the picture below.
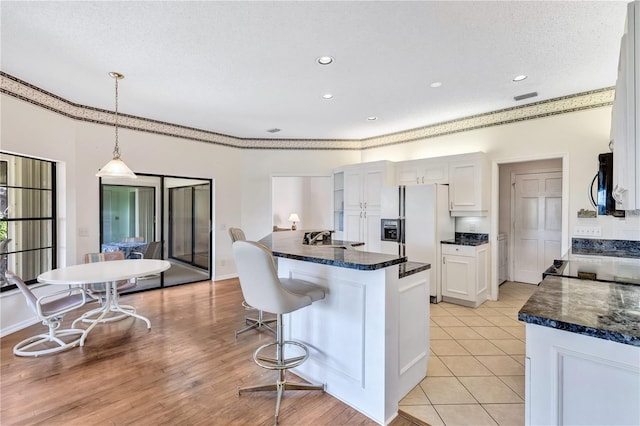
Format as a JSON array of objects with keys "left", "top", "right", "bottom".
[
  {"left": 430, "top": 81, "right": 442, "bottom": 88},
  {"left": 317, "top": 56, "right": 334, "bottom": 65},
  {"left": 367, "top": 116, "right": 378, "bottom": 121},
  {"left": 322, "top": 93, "right": 333, "bottom": 100},
  {"left": 513, "top": 75, "right": 528, "bottom": 82}
]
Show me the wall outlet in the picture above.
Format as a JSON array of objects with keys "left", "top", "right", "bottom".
[{"left": 574, "top": 226, "right": 602, "bottom": 237}]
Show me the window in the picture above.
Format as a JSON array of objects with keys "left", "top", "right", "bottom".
[{"left": 0, "top": 153, "right": 56, "bottom": 292}]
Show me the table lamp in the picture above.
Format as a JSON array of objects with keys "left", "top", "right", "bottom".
[{"left": 288, "top": 213, "right": 300, "bottom": 230}]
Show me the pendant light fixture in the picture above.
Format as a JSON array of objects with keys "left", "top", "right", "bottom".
[{"left": 96, "top": 72, "right": 137, "bottom": 179}]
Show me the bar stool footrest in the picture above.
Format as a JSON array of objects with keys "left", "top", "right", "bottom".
[{"left": 253, "top": 340, "right": 309, "bottom": 370}]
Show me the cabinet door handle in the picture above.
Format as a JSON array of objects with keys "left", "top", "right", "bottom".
[
  {"left": 416, "top": 177, "right": 420, "bottom": 184},
  {"left": 422, "top": 177, "right": 424, "bottom": 184},
  {"left": 450, "top": 201, "right": 453, "bottom": 210},
  {"left": 360, "top": 202, "right": 363, "bottom": 209},
  {"left": 360, "top": 211, "right": 363, "bottom": 218},
  {"left": 443, "top": 257, "right": 446, "bottom": 264}
]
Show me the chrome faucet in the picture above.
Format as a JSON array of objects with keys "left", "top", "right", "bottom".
[{"left": 304, "top": 230, "right": 332, "bottom": 245}]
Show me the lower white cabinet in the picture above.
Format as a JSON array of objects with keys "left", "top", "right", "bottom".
[
  {"left": 525, "top": 323, "right": 640, "bottom": 426},
  {"left": 441, "top": 243, "right": 489, "bottom": 307}
]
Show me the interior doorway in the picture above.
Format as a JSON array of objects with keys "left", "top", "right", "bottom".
[
  {"left": 496, "top": 158, "right": 564, "bottom": 291},
  {"left": 271, "top": 175, "right": 332, "bottom": 231},
  {"left": 512, "top": 171, "right": 562, "bottom": 284}
]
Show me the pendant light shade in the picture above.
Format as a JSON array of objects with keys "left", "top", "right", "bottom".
[
  {"left": 96, "top": 157, "right": 137, "bottom": 178},
  {"left": 96, "top": 72, "right": 136, "bottom": 179}
]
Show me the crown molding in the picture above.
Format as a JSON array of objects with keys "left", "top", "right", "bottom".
[{"left": 1, "top": 72, "right": 614, "bottom": 151}]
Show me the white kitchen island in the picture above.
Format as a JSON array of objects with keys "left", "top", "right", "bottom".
[{"left": 259, "top": 231, "right": 431, "bottom": 425}]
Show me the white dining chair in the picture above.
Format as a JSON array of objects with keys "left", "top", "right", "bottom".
[{"left": 7, "top": 271, "right": 88, "bottom": 357}]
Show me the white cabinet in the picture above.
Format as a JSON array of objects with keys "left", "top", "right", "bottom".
[
  {"left": 333, "top": 172, "right": 345, "bottom": 238},
  {"left": 611, "top": 0, "right": 639, "bottom": 211},
  {"left": 448, "top": 152, "right": 489, "bottom": 216},
  {"left": 337, "top": 161, "right": 394, "bottom": 251},
  {"left": 525, "top": 323, "right": 640, "bottom": 426},
  {"left": 396, "top": 158, "right": 448, "bottom": 186},
  {"left": 441, "top": 243, "right": 489, "bottom": 307}
]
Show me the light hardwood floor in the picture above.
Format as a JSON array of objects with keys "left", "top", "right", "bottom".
[{"left": 1, "top": 278, "right": 418, "bottom": 425}]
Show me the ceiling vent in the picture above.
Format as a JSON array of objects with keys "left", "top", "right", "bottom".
[
  {"left": 266, "top": 128, "right": 281, "bottom": 133},
  {"left": 514, "top": 92, "right": 538, "bottom": 101}
]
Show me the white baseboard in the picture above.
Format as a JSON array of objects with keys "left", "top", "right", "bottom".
[
  {"left": 0, "top": 316, "right": 39, "bottom": 338},
  {"left": 214, "top": 273, "right": 238, "bottom": 281}
]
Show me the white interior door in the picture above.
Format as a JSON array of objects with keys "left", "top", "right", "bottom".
[{"left": 513, "top": 171, "right": 562, "bottom": 284}]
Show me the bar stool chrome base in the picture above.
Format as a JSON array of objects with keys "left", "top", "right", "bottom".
[
  {"left": 235, "top": 301, "right": 277, "bottom": 337},
  {"left": 238, "top": 314, "right": 324, "bottom": 424}
]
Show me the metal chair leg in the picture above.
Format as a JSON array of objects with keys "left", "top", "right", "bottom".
[
  {"left": 238, "top": 314, "right": 324, "bottom": 423},
  {"left": 235, "top": 307, "right": 276, "bottom": 338}
]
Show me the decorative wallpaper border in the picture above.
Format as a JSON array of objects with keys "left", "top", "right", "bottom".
[{"left": 1, "top": 71, "right": 614, "bottom": 151}]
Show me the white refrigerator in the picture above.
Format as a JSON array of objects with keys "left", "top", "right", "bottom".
[{"left": 380, "top": 184, "right": 454, "bottom": 303}]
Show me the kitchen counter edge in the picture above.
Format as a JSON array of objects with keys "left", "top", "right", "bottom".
[
  {"left": 518, "top": 275, "right": 640, "bottom": 347},
  {"left": 259, "top": 231, "right": 408, "bottom": 271}
]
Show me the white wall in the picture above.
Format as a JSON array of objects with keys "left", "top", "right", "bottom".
[
  {"left": 272, "top": 176, "right": 332, "bottom": 230},
  {"left": 1, "top": 90, "right": 632, "bottom": 334},
  {"left": 361, "top": 106, "right": 639, "bottom": 242},
  {"left": 0, "top": 94, "right": 245, "bottom": 334}
]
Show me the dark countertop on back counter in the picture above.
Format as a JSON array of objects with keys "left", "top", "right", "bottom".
[
  {"left": 258, "top": 230, "right": 430, "bottom": 276},
  {"left": 518, "top": 275, "right": 640, "bottom": 347},
  {"left": 441, "top": 232, "right": 489, "bottom": 247}
]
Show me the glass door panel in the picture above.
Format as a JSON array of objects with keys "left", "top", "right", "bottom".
[{"left": 165, "top": 178, "right": 210, "bottom": 287}]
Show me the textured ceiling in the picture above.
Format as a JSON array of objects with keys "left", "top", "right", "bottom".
[{"left": 0, "top": 1, "right": 630, "bottom": 141}]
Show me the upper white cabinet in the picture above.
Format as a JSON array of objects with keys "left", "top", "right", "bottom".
[
  {"left": 448, "top": 152, "right": 490, "bottom": 216},
  {"left": 611, "top": 0, "right": 639, "bottom": 211},
  {"left": 396, "top": 158, "right": 448, "bottom": 186},
  {"left": 336, "top": 161, "right": 395, "bottom": 251}
]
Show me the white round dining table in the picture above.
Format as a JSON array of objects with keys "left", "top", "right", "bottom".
[{"left": 38, "top": 259, "right": 171, "bottom": 346}]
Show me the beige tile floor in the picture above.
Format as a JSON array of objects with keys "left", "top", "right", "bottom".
[{"left": 399, "top": 281, "right": 537, "bottom": 426}]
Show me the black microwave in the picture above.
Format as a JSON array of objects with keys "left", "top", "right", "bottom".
[{"left": 591, "top": 153, "right": 625, "bottom": 217}]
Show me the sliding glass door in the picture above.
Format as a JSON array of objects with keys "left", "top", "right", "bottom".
[
  {"left": 168, "top": 183, "right": 210, "bottom": 270},
  {"left": 100, "top": 174, "right": 212, "bottom": 290}
]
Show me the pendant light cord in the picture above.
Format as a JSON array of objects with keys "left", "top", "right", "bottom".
[{"left": 113, "top": 75, "right": 121, "bottom": 159}]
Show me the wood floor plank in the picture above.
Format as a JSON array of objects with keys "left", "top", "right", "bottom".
[{"left": 1, "top": 278, "right": 418, "bottom": 425}]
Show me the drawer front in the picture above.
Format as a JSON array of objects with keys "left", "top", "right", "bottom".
[{"left": 441, "top": 244, "right": 475, "bottom": 257}]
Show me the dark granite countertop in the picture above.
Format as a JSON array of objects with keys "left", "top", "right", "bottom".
[
  {"left": 441, "top": 232, "right": 489, "bottom": 247},
  {"left": 518, "top": 275, "right": 640, "bottom": 347},
  {"left": 259, "top": 230, "right": 408, "bottom": 271},
  {"left": 399, "top": 261, "right": 431, "bottom": 278}
]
